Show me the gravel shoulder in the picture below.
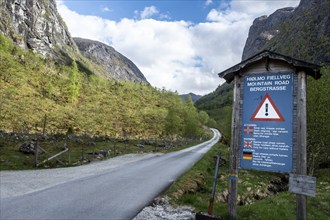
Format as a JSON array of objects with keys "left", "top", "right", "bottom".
[{"left": 0, "top": 153, "right": 161, "bottom": 199}]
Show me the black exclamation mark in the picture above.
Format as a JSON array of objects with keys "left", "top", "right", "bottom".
[{"left": 265, "top": 103, "right": 269, "bottom": 116}]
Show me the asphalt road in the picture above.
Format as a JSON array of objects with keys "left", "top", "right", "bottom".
[{"left": 0, "top": 129, "right": 220, "bottom": 220}]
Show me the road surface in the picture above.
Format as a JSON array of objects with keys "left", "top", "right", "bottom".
[{"left": 0, "top": 129, "right": 220, "bottom": 220}]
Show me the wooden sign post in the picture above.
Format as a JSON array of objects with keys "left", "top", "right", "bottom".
[
  {"left": 218, "top": 50, "right": 321, "bottom": 219},
  {"left": 296, "top": 71, "right": 307, "bottom": 220}
]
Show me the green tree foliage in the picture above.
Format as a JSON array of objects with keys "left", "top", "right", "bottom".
[
  {"left": 165, "top": 107, "right": 183, "bottom": 138},
  {"left": 68, "top": 60, "right": 81, "bottom": 104},
  {"left": 196, "top": 82, "right": 233, "bottom": 141},
  {"left": 182, "top": 97, "right": 202, "bottom": 138},
  {"left": 306, "top": 66, "right": 330, "bottom": 174},
  {"left": 0, "top": 33, "right": 208, "bottom": 140}
]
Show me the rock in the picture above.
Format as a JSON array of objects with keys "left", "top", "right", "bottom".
[
  {"left": 19, "top": 141, "right": 38, "bottom": 154},
  {"left": 242, "top": 0, "right": 330, "bottom": 64},
  {"left": 253, "top": 190, "right": 269, "bottom": 201},
  {"left": 74, "top": 37, "right": 149, "bottom": 84},
  {"left": 0, "top": 0, "right": 76, "bottom": 58},
  {"left": 133, "top": 196, "right": 195, "bottom": 220},
  {"left": 217, "top": 190, "right": 229, "bottom": 203},
  {"left": 87, "top": 149, "right": 110, "bottom": 159},
  {"left": 136, "top": 144, "right": 144, "bottom": 149},
  {"left": 242, "top": 7, "right": 295, "bottom": 60}
]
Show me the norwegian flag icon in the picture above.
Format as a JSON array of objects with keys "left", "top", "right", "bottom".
[
  {"left": 244, "top": 126, "right": 253, "bottom": 134},
  {"left": 244, "top": 141, "right": 253, "bottom": 147}
]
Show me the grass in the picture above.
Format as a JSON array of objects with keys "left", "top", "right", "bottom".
[{"left": 166, "top": 142, "right": 330, "bottom": 220}]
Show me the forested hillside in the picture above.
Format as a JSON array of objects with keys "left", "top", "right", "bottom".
[
  {"left": 195, "top": 83, "right": 233, "bottom": 141},
  {"left": 0, "top": 34, "right": 210, "bottom": 140}
]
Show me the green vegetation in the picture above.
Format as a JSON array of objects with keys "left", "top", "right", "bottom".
[
  {"left": 0, "top": 132, "right": 210, "bottom": 170},
  {"left": 195, "top": 83, "right": 233, "bottom": 142},
  {"left": 0, "top": 33, "right": 213, "bottom": 169},
  {"left": 0, "top": 33, "right": 209, "bottom": 138},
  {"left": 261, "top": 1, "right": 330, "bottom": 65},
  {"left": 167, "top": 143, "right": 330, "bottom": 219}
]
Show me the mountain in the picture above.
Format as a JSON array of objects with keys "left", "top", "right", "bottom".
[
  {"left": 180, "top": 93, "right": 202, "bottom": 103},
  {"left": 0, "top": 0, "right": 149, "bottom": 84},
  {"left": 74, "top": 37, "right": 149, "bottom": 84},
  {"left": 242, "top": 0, "right": 330, "bottom": 64},
  {"left": 241, "top": 7, "right": 295, "bottom": 61},
  {"left": 0, "top": 0, "right": 77, "bottom": 58}
]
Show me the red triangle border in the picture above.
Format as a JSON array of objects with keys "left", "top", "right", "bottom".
[{"left": 250, "top": 93, "right": 285, "bottom": 122}]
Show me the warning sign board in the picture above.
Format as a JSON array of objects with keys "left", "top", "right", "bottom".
[
  {"left": 250, "top": 93, "right": 284, "bottom": 121},
  {"left": 240, "top": 72, "right": 293, "bottom": 173}
]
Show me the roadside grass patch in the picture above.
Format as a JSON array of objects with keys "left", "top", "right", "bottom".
[{"left": 166, "top": 143, "right": 330, "bottom": 219}]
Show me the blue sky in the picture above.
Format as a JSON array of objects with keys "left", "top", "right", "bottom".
[
  {"left": 58, "top": 0, "right": 300, "bottom": 95},
  {"left": 61, "top": 0, "right": 229, "bottom": 23}
]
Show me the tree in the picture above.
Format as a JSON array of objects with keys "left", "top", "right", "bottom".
[
  {"left": 306, "top": 66, "right": 330, "bottom": 174},
  {"left": 164, "top": 107, "right": 183, "bottom": 138},
  {"left": 68, "top": 60, "right": 81, "bottom": 104}
]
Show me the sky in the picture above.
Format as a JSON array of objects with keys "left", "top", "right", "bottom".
[{"left": 56, "top": 0, "right": 300, "bottom": 95}]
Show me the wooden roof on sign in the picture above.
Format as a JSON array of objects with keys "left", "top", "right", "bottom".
[{"left": 218, "top": 50, "right": 322, "bottom": 83}]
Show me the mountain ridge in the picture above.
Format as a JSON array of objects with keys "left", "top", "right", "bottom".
[
  {"left": 74, "top": 37, "right": 149, "bottom": 85},
  {"left": 180, "top": 93, "right": 202, "bottom": 103},
  {"left": 242, "top": 0, "right": 330, "bottom": 64}
]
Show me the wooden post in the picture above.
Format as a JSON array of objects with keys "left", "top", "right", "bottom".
[
  {"left": 296, "top": 71, "right": 307, "bottom": 220},
  {"left": 42, "top": 114, "right": 47, "bottom": 136},
  {"left": 34, "top": 137, "right": 38, "bottom": 167},
  {"left": 228, "top": 74, "right": 241, "bottom": 219},
  {"left": 68, "top": 148, "right": 71, "bottom": 165}
]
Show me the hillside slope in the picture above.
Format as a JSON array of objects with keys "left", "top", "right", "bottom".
[
  {"left": 74, "top": 38, "right": 149, "bottom": 84},
  {"left": 242, "top": 0, "right": 330, "bottom": 64},
  {"left": 0, "top": 33, "right": 208, "bottom": 139}
]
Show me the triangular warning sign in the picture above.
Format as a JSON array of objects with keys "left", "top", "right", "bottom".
[{"left": 250, "top": 93, "right": 284, "bottom": 121}]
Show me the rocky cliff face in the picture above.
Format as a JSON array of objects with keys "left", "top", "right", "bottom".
[
  {"left": 74, "top": 37, "right": 149, "bottom": 85},
  {"left": 242, "top": 0, "right": 330, "bottom": 64},
  {"left": 242, "top": 7, "right": 295, "bottom": 60},
  {"left": 0, "top": 0, "right": 77, "bottom": 57},
  {"left": 0, "top": 0, "right": 149, "bottom": 84}
]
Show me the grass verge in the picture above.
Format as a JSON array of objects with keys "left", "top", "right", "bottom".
[{"left": 166, "top": 143, "right": 330, "bottom": 220}]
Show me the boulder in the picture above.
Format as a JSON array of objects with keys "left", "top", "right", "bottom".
[{"left": 19, "top": 141, "right": 38, "bottom": 154}]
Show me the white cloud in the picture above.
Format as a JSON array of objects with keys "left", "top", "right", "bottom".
[
  {"left": 139, "top": 6, "right": 159, "bottom": 19},
  {"left": 57, "top": 1, "right": 299, "bottom": 95},
  {"left": 101, "top": 7, "right": 111, "bottom": 12},
  {"left": 205, "top": 0, "right": 213, "bottom": 6}
]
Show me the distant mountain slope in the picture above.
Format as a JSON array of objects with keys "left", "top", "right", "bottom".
[
  {"left": 195, "top": 83, "right": 233, "bottom": 139},
  {"left": 242, "top": 0, "right": 330, "bottom": 64},
  {"left": 180, "top": 93, "right": 202, "bottom": 103},
  {"left": 74, "top": 37, "right": 149, "bottom": 84}
]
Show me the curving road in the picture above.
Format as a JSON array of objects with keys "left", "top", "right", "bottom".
[{"left": 0, "top": 129, "right": 220, "bottom": 220}]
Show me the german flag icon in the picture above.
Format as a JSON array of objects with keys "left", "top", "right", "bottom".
[{"left": 243, "top": 151, "right": 253, "bottom": 160}]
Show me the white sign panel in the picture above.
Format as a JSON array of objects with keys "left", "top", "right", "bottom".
[{"left": 289, "top": 174, "right": 316, "bottom": 197}]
